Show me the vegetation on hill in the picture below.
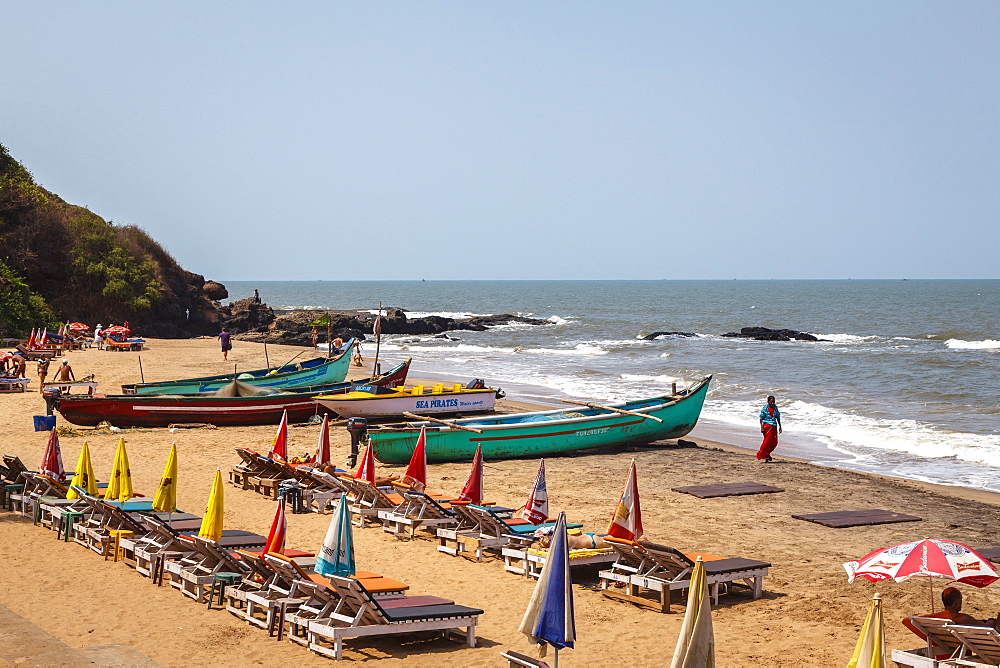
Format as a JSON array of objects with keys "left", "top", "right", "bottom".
[{"left": 0, "top": 143, "right": 223, "bottom": 338}]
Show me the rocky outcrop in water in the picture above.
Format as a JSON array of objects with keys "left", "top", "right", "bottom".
[
  {"left": 641, "top": 331, "right": 697, "bottom": 340},
  {"left": 721, "top": 327, "right": 822, "bottom": 341}
]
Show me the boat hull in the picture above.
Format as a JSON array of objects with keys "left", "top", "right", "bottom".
[
  {"left": 316, "top": 388, "right": 497, "bottom": 418},
  {"left": 367, "top": 376, "right": 711, "bottom": 463},
  {"left": 123, "top": 341, "right": 356, "bottom": 394},
  {"left": 59, "top": 360, "right": 409, "bottom": 427}
]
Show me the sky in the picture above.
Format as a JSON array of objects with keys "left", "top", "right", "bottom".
[{"left": 3, "top": 2, "right": 998, "bottom": 281}]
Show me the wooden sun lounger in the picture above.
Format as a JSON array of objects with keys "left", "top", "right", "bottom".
[
  {"left": 338, "top": 477, "right": 405, "bottom": 527},
  {"left": 436, "top": 503, "right": 571, "bottom": 562},
  {"left": 598, "top": 538, "right": 771, "bottom": 613},
  {"left": 14, "top": 344, "right": 55, "bottom": 360},
  {"left": 301, "top": 574, "right": 483, "bottom": 661},
  {"left": 947, "top": 624, "right": 1000, "bottom": 666},
  {"left": 503, "top": 542, "right": 617, "bottom": 579},
  {"left": 163, "top": 535, "right": 248, "bottom": 602},
  {"left": 294, "top": 466, "right": 349, "bottom": 513},
  {"left": 377, "top": 489, "right": 458, "bottom": 540}
]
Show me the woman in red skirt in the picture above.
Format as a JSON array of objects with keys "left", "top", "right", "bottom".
[{"left": 756, "top": 395, "right": 782, "bottom": 462}]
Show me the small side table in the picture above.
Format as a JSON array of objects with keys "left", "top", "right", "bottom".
[{"left": 206, "top": 572, "right": 243, "bottom": 610}]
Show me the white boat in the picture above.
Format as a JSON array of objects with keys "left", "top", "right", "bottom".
[{"left": 315, "top": 380, "right": 501, "bottom": 418}]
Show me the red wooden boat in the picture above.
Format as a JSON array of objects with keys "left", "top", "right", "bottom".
[{"left": 55, "top": 360, "right": 410, "bottom": 427}]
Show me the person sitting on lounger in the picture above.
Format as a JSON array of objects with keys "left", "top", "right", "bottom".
[
  {"left": 531, "top": 526, "right": 609, "bottom": 551},
  {"left": 903, "top": 587, "right": 999, "bottom": 640}
]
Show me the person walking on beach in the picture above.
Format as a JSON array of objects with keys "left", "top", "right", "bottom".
[
  {"left": 93, "top": 324, "right": 104, "bottom": 350},
  {"left": 37, "top": 358, "right": 50, "bottom": 393},
  {"left": 756, "top": 395, "right": 782, "bottom": 462},
  {"left": 218, "top": 327, "right": 232, "bottom": 361}
]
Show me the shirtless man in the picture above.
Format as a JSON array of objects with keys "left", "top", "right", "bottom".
[
  {"left": 903, "top": 587, "right": 999, "bottom": 640},
  {"left": 52, "top": 358, "right": 75, "bottom": 382}
]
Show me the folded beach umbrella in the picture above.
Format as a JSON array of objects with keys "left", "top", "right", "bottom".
[
  {"left": 152, "top": 443, "right": 178, "bottom": 513},
  {"left": 27, "top": 329, "right": 36, "bottom": 349},
  {"left": 269, "top": 410, "right": 288, "bottom": 461},
  {"left": 198, "top": 469, "right": 225, "bottom": 542},
  {"left": 67, "top": 441, "right": 97, "bottom": 498},
  {"left": 519, "top": 511, "right": 575, "bottom": 662},
  {"left": 39, "top": 429, "right": 66, "bottom": 483},
  {"left": 670, "top": 556, "right": 715, "bottom": 668},
  {"left": 608, "top": 459, "right": 643, "bottom": 541},
  {"left": 520, "top": 459, "right": 549, "bottom": 524},
  {"left": 315, "top": 493, "right": 355, "bottom": 577},
  {"left": 844, "top": 538, "right": 1000, "bottom": 609},
  {"left": 262, "top": 497, "right": 287, "bottom": 555},
  {"left": 846, "top": 593, "right": 887, "bottom": 668},
  {"left": 456, "top": 443, "right": 484, "bottom": 505},
  {"left": 316, "top": 414, "right": 332, "bottom": 465},
  {"left": 400, "top": 425, "right": 428, "bottom": 492},
  {"left": 354, "top": 443, "right": 377, "bottom": 485},
  {"left": 105, "top": 437, "right": 134, "bottom": 502}
]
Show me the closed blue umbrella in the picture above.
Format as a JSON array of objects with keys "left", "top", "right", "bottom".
[
  {"left": 519, "top": 511, "right": 575, "bottom": 665},
  {"left": 315, "top": 493, "right": 355, "bottom": 577}
]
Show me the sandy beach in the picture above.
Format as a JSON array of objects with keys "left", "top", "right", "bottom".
[{"left": 2, "top": 338, "right": 999, "bottom": 667}]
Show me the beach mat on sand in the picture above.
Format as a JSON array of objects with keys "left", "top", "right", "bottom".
[
  {"left": 978, "top": 546, "right": 1000, "bottom": 563},
  {"left": 791, "top": 509, "right": 922, "bottom": 528},
  {"left": 672, "top": 482, "right": 784, "bottom": 498}
]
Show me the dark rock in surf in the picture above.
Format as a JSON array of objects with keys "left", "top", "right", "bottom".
[
  {"left": 722, "top": 327, "right": 822, "bottom": 342},
  {"left": 641, "top": 331, "right": 697, "bottom": 340}
]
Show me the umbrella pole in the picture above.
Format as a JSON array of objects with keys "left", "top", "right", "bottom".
[
  {"left": 264, "top": 342, "right": 270, "bottom": 368},
  {"left": 929, "top": 576, "right": 934, "bottom": 612},
  {"left": 138, "top": 355, "right": 145, "bottom": 384},
  {"left": 554, "top": 648, "right": 559, "bottom": 668}
]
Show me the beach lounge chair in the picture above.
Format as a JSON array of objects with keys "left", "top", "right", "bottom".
[
  {"left": 598, "top": 538, "right": 771, "bottom": 613},
  {"left": 503, "top": 539, "right": 617, "bottom": 579},
  {"left": 338, "top": 477, "right": 405, "bottom": 527},
  {"left": 14, "top": 344, "right": 55, "bottom": 360},
  {"left": 230, "top": 448, "right": 269, "bottom": 489},
  {"left": 163, "top": 535, "right": 248, "bottom": 602},
  {"left": 299, "top": 574, "right": 483, "bottom": 661},
  {"left": 501, "top": 650, "right": 551, "bottom": 668},
  {"left": 437, "top": 503, "right": 572, "bottom": 562},
  {"left": 377, "top": 489, "right": 459, "bottom": 540},
  {"left": 946, "top": 624, "right": 1000, "bottom": 666},
  {"left": 295, "top": 466, "right": 350, "bottom": 513}
]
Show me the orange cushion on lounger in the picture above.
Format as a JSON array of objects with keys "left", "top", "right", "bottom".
[{"left": 355, "top": 577, "right": 409, "bottom": 594}]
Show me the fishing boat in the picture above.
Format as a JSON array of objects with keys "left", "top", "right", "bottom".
[
  {"left": 364, "top": 375, "right": 711, "bottom": 463},
  {"left": 121, "top": 340, "right": 357, "bottom": 394},
  {"left": 315, "top": 380, "right": 503, "bottom": 419},
  {"left": 57, "top": 359, "right": 409, "bottom": 427}
]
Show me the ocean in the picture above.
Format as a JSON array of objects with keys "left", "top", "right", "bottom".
[{"left": 223, "top": 279, "right": 1000, "bottom": 492}]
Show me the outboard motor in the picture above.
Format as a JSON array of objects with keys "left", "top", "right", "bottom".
[
  {"left": 466, "top": 378, "right": 485, "bottom": 390},
  {"left": 345, "top": 417, "right": 369, "bottom": 468},
  {"left": 42, "top": 387, "right": 61, "bottom": 416}
]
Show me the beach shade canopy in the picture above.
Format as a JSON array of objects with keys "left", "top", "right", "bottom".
[
  {"left": 315, "top": 493, "right": 356, "bottom": 577},
  {"left": 67, "top": 441, "right": 97, "bottom": 498},
  {"left": 400, "top": 425, "right": 428, "bottom": 492},
  {"left": 103, "top": 325, "right": 130, "bottom": 335},
  {"left": 67, "top": 322, "right": 90, "bottom": 332},
  {"left": 845, "top": 539, "right": 1000, "bottom": 588},
  {"left": 269, "top": 410, "right": 289, "bottom": 461},
  {"left": 456, "top": 443, "right": 484, "bottom": 505},
  {"left": 608, "top": 459, "right": 643, "bottom": 541},
  {"left": 39, "top": 429, "right": 66, "bottom": 483},
  {"left": 520, "top": 459, "right": 549, "bottom": 524},
  {"left": 670, "top": 557, "right": 716, "bottom": 668},
  {"left": 105, "top": 437, "right": 134, "bottom": 502},
  {"left": 316, "top": 414, "right": 332, "bottom": 466},
  {"left": 846, "top": 593, "right": 887, "bottom": 668},
  {"left": 519, "top": 511, "right": 576, "bottom": 660},
  {"left": 152, "top": 443, "right": 178, "bottom": 513},
  {"left": 354, "top": 443, "right": 377, "bottom": 485},
  {"left": 262, "top": 497, "right": 287, "bottom": 554},
  {"left": 198, "top": 469, "right": 225, "bottom": 542}
]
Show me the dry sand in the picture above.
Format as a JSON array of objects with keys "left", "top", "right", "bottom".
[{"left": 1, "top": 338, "right": 998, "bottom": 666}]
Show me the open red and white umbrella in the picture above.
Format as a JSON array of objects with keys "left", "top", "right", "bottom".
[
  {"left": 845, "top": 538, "right": 999, "bottom": 609},
  {"left": 68, "top": 322, "right": 90, "bottom": 332},
  {"left": 103, "top": 325, "right": 130, "bottom": 335}
]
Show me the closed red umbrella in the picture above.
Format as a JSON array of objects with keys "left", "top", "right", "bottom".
[
  {"left": 400, "top": 426, "right": 427, "bottom": 493},
  {"left": 456, "top": 443, "right": 484, "bottom": 505}
]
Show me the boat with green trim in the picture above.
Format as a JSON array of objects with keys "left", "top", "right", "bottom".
[
  {"left": 365, "top": 375, "right": 711, "bottom": 463},
  {"left": 121, "top": 340, "right": 357, "bottom": 394}
]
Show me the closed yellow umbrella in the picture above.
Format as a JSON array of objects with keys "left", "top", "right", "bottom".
[
  {"left": 670, "top": 556, "right": 715, "bottom": 668},
  {"left": 105, "top": 437, "right": 135, "bottom": 502},
  {"left": 847, "top": 593, "right": 887, "bottom": 668},
  {"left": 198, "top": 468, "right": 224, "bottom": 542},
  {"left": 66, "top": 441, "right": 98, "bottom": 498},
  {"left": 152, "top": 443, "right": 178, "bottom": 513}
]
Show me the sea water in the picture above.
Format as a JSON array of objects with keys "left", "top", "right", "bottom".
[{"left": 223, "top": 280, "right": 1000, "bottom": 492}]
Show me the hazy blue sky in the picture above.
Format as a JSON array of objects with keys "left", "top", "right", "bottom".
[{"left": 3, "top": 2, "right": 997, "bottom": 280}]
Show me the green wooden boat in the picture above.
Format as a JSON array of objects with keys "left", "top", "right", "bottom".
[
  {"left": 121, "top": 340, "right": 357, "bottom": 394},
  {"left": 366, "top": 375, "right": 711, "bottom": 463}
]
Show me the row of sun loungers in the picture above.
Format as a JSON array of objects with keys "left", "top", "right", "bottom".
[{"left": 3, "top": 455, "right": 484, "bottom": 661}]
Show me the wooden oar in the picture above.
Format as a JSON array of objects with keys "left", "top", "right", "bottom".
[
  {"left": 560, "top": 399, "right": 664, "bottom": 422},
  {"left": 402, "top": 412, "right": 484, "bottom": 434}
]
